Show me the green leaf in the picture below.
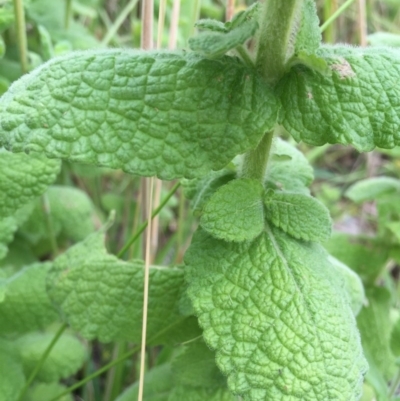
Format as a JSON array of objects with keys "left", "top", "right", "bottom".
[
  {"left": 0, "top": 1, "right": 15, "bottom": 32},
  {"left": 185, "top": 227, "right": 367, "bottom": 400},
  {"left": 345, "top": 177, "right": 400, "bottom": 203},
  {"left": 324, "top": 233, "right": 389, "bottom": 284},
  {"left": 391, "top": 318, "right": 400, "bottom": 357},
  {"left": 167, "top": 386, "right": 235, "bottom": 401},
  {"left": 0, "top": 350, "right": 25, "bottom": 401},
  {"left": 328, "top": 255, "right": 365, "bottom": 316},
  {"left": 20, "top": 185, "right": 99, "bottom": 247},
  {"left": 200, "top": 178, "right": 264, "bottom": 242},
  {"left": 27, "top": 383, "right": 73, "bottom": 401},
  {"left": 363, "top": 352, "right": 389, "bottom": 401},
  {"left": 195, "top": 19, "right": 227, "bottom": 33},
  {"left": 377, "top": 194, "right": 400, "bottom": 238},
  {"left": 16, "top": 331, "right": 87, "bottom": 382},
  {"left": 182, "top": 166, "right": 236, "bottom": 216},
  {"left": 266, "top": 138, "right": 314, "bottom": 195},
  {"left": 278, "top": 46, "right": 400, "bottom": 151},
  {"left": 264, "top": 191, "right": 332, "bottom": 242},
  {"left": 0, "top": 263, "right": 58, "bottom": 335},
  {"left": 0, "top": 203, "right": 35, "bottom": 260},
  {"left": 47, "top": 228, "right": 200, "bottom": 343},
  {"left": 0, "top": 50, "right": 278, "bottom": 179},
  {"left": 189, "top": 4, "right": 260, "bottom": 58},
  {"left": 0, "top": 149, "right": 60, "bottom": 218},
  {"left": 0, "top": 215, "right": 18, "bottom": 259},
  {"left": 294, "top": 0, "right": 321, "bottom": 55},
  {"left": 115, "top": 364, "right": 174, "bottom": 401},
  {"left": 172, "top": 341, "right": 226, "bottom": 388},
  {"left": 357, "top": 287, "right": 396, "bottom": 381},
  {"left": 368, "top": 32, "right": 400, "bottom": 47}
]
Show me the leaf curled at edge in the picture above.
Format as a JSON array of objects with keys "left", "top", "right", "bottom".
[
  {"left": 278, "top": 46, "right": 400, "bottom": 151},
  {"left": 185, "top": 226, "right": 367, "bottom": 401},
  {"left": 0, "top": 50, "right": 279, "bottom": 179}
]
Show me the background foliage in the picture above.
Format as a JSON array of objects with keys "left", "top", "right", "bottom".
[{"left": 1, "top": 0, "right": 400, "bottom": 400}]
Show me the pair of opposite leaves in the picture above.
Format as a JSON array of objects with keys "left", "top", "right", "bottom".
[{"left": 199, "top": 178, "right": 332, "bottom": 243}]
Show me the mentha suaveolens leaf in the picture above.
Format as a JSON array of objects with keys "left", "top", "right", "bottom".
[
  {"left": 189, "top": 3, "right": 260, "bottom": 59},
  {"left": 278, "top": 46, "right": 400, "bottom": 151},
  {"left": 0, "top": 149, "right": 60, "bottom": 219},
  {"left": 264, "top": 191, "right": 332, "bottom": 242},
  {"left": 0, "top": 50, "right": 279, "bottom": 179},
  {"left": 200, "top": 178, "right": 264, "bottom": 242},
  {"left": 185, "top": 226, "right": 367, "bottom": 401},
  {"left": 47, "top": 226, "right": 200, "bottom": 344}
]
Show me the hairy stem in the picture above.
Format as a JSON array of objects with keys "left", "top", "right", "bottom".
[
  {"left": 255, "top": 0, "right": 303, "bottom": 84},
  {"left": 241, "top": 131, "right": 274, "bottom": 182}
]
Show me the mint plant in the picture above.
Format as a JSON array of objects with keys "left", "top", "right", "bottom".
[{"left": 3, "top": 0, "right": 400, "bottom": 399}]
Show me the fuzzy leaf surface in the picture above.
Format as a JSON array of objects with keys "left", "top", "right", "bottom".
[
  {"left": 0, "top": 149, "right": 60, "bottom": 218},
  {"left": 200, "top": 178, "right": 264, "bottom": 242},
  {"left": 16, "top": 332, "right": 86, "bottom": 382},
  {"left": 0, "top": 50, "right": 278, "bottom": 179},
  {"left": 278, "top": 46, "right": 400, "bottom": 151},
  {"left": 47, "top": 229, "right": 199, "bottom": 343},
  {"left": 189, "top": 4, "right": 259, "bottom": 58},
  {"left": 264, "top": 192, "right": 332, "bottom": 242},
  {"left": 0, "top": 263, "right": 58, "bottom": 335},
  {"left": 185, "top": 227, "right": 367, "bottom": 400},
  {"left": 294, "top": 0, "right": 321, "bottom": 55},
  {"left": 266, "top": 138, "right": 314, "bottom": 195}
]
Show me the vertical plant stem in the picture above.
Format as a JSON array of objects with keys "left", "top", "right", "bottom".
[
  {"left": 175, "top": 188, "right": 185, "bottom": 263},
  {"left": 13, "top": 0, "right": 28, "bottom": 74},
  {"left": 117, "top": 182, "right": 181, "bottom": 258},
  {"left": 226, "top": 0, "right": 235, "bottom": 21},
  {"left": 323, "top": 0, "right": 335, "bottom": 42},
  {"left": 65, "top": 0, "right": 72, "bottom": 29},
  {"left": 241, "top": 131, "right": 275, "bottom": 182},
  {"left": 137, "top": 177, "right": 154, "bottom": 401},
  {"left": 157, "top": 0, "right": 167, "bottom": 48},
  {"left": 358, "top": 0, "right": 367, "bottom": 46},
  {"left": 138, "top": 1, "right": 155, "bottom": 396},
  {"left": 168, "top": 0, "right": 181, "bottom": 49},
  {"left": 255, "top": 0, "right": 302, "bottom": 84},
  {"left": 141, "top": 0, "right": 154, "bottom": 50},
  {"left": 189, "top": 0, "right": 201, "bottom": 38},
  {"left": 17, "top": 323, "right": 68, "bottom": 401},
  {"left": 42, "top": 194, "right": 59, "bottom": 256},
  {"left": 320, "top": 0, "right": 356, "bottom": 33},
  {"left": 102, "top": 0, "right": 140, "bottom": 46}
]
